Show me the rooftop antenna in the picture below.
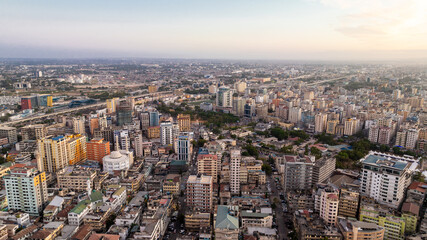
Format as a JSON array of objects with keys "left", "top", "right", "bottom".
[{"left": 115, "top": 135, "right": 120, "bottom": 151}]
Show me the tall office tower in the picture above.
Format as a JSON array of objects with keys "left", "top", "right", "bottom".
[
  {"left": 319, "top": 190, "right": 339, "bottom": 226},
  {"left": 288, "top": 107, "right": 302, "bottom": 123},
  {"left": 304, "top": 91, "right": 314, "bottom": 101},
  {"left": 368, "top": 125, "right": 379, "bottom": 143},
  {"left": 314, "top": 113, "right": 328, "bottom": 133},
  {"left": 72, "top": 117, "right": 85, "bottom": 135},
  {"left": 216, "top": 87, "right": 233, "bottom": 108},
  {"left": 338, "top": 184, "right": 360, "bottom": 219},
  {"left": 344, "top": 118, "right": 358, "bottom": 136},
  {"left": 4, "top": 166, "right": 47, "bottom": 215},
  {"left": 197, "top": 154, "right": 218, "bottom": 183},
  {"left": 230, "top": 149, "right": 241, "bottom": 195},
  {"left": 393, "top": 89, "right": 402, "bottom": 99},
  {"left": 89, "top": 117, "right": 99, "bottom": 135},
  {"left": 87, "top": 138, "right": 110, "bottom": 163},
  {"left": 149, "top": 111, "right": 160, "bottom": 127},
  {"left": 133, "top": 133, "right": 144, "bottom": 158},
  {"left": 360, "top": 152, "right": 413, "bottom": 208},
  {"left": 378, "top": 127, "right": 391, "bottom": 145},
  {"left": 186, "top": 175, "right": 213, "bottom": 212},
  {"left": 140, "top": 112, "right": 150, "bottom": 130},
  {"left": 232, "top": 96, "right": 245, "bottom": 116},
  {"left": 37, "top": 136, "right": 69, "bottom": 172},
  {"left": 177, "top": 114, "right": 191, "bottom": 132},
  {"left": 283, "top": 155, "right": 314, "bottom": 192},
  {"left": 395, "top": 128, "right": 419, "bottom": 150},
  {"left": 326, "top": 120, "right": 338, "bottom": 135},
  {"left": 176, "top": 135, "right": 192, "bottom": 162},
  {"left": 116, "top": 102, "right": 133, "bottom": 126},
  {"left": 21, "top": 124, "right": 47, "bottom": 140},
  {"left": 106, "top": 98, "right": 117, "bottom": 114},
  {"left": 160, "top": 122, "right": 174, "bottom": 145},
  {"left": 234, "top": 81, "right": 247, "bottom": 94},
  {"left": 66, "top": 134, "right": 87, "bottom": 165},
  {"left": 0, "top": 127, "right": 18, "bottom": 144}
]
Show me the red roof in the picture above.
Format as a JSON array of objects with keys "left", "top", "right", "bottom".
[{"left": 408, "top": 181, "right": 427, "bottom": 193}]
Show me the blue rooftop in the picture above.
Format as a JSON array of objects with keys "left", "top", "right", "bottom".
[
  {"left": 52, "top": 135, "right": 65, "bottom": 141},
  {"left": 363, "top": 154, "right": 408, "bottom": 170}
]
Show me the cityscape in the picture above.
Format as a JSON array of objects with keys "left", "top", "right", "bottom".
[{"left": 1, "top": 1, "right": 427, "bottom": 240}]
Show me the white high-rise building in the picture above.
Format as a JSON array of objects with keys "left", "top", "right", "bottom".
[
  {"left": 4, "top": 166, "right": 48, "bottom": 215},
  {"left": 314, "top": 113, "right": 328, "bottom": 133},
  {"left": 395, "top": 128, "right": 419, "bottom": 150},
  {"left": 319, "top": 188, "right": 339, "bottom": 226},
  {"left": 360, "top": 151, "right": 414, "bottom": 208},
  {"left": 216, "top": 87, "right": 233, "bottom": 108},
  {"left": 160, "top": 122, "right": 175, "bottom": 145},
  {"left": 234, "top": 81, "right": 247, "bottom": 94},
  {"left": 230, "top": 149, "right": 241, "bottom": 195},
  {"left": 176, "top": 135, "right": 192, "bottom": 162},
  {"left": 133, "top": 133, "right": 144, "bottom": 158},
  {"left": 368, "top": 125, "right": 379, "bottom": 143},
  {"left": 72, "top": 117, "right": 85, "bottom": 135}
]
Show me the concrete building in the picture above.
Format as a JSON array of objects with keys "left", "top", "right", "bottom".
[
  {"left": 4, "top": 166, "right": 47, "bottom": 215},
  {"left": 288, "top": 107, "right": 302, "bottom": 123},
  {"left": 0, "top": 127, "right": 17, "bottom": 144},
  {"left": 57, "top": 166, "right": 96, "bottom": 192},
  {"left": 177, "top": 114, "right": 191, "bottom": 132},
  {"left": 359, "top": 204, "right": 405, "bottom": 240},
  {"left": 160, "top": 121, "right": 175, "bottom": 146},
  {"left": 395, "top": 128, "right": 419, "bottom": 150},
  {"left": 215, "top": 205, "right": 239, "bottom": 240},
  {"left": 216, "top": 87, "right": 233, "bottom": 108},
  {"left": 282, "top": 155, "right": 314, "bottom": 192},
  {"left": 87, "top": 138, "right": 110, "bottom": 163},
  {"left": 319, "top": 190, "right": 339, "bottom": 226},
  {"left": 232, "top": 96, "right": 245, "bottom": 116},
  {"left": 162, "top": 174, "right": 180, "bottom": 195},
  {"left": 230, "top": 149, "right": 241, "bottom": 195},
  {"left": 312, "top": 157, "right": 336, "bottom": 185},
  {"left": 360, "top": 152, "right": 414, "bottom": 208},
  {"left": 37, "top": 136, "right": 69, "bottom": 172},
  {"left": 314, "top": 113, "right": 328, "bottom": 133},
  {"left": 176, "top": 135, "right": 192, "bottom": 162},
  {"left": 66, "top": 134, "right": 87, "bottom": 165},
  {"left": 186, "top": 175, "right": 213, "bottom": 212},
  {"left": 338, "top": 184, "right": 360, "bottom": 219},
  {"left": 21, "top": 124, "right": 47, "bottom": 140},
  {"left": 103, "top": 150, "right": 133, "bottom": 174},
  {"left": 72, "top": 117, "right": 85, "bottom": 135},
  {"left": 116, "top": 102, "right": 133, "bottom": 126},
  {"left": 338, "top": 218, "right": 384, "bottom": 240},
  {"left": 326, "top": 119, "right": 339, "bottom": 135},
  {"left": 197, "top": 154, "right": 218, "bottom": 183}
]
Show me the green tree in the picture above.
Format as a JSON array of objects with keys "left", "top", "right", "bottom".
[{"left": 262, "top": 163, "right": 272, "bottom": 175}]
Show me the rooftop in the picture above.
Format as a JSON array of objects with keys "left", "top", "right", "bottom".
[{"left": 215, "top": 205, "right": 239, "bottom": 230}]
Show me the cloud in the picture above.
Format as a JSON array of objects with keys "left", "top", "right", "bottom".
[{"left": 315, "top": 0, "right": 427, "bottom": 48}]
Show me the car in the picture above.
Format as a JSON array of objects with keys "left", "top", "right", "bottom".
[{"left": 180, "top": 229, "right": 185, "bottom": 234}]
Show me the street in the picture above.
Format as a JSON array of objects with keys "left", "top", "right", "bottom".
[{"left": 268, "top": 174, "right": 289, "bottom": 240}]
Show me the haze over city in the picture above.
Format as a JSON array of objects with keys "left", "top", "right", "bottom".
[{"left": 1, "top": 0, "right": 427, "bottom": 60}]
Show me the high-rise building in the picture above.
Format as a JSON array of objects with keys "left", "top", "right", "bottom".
[
  {"left": 21, "top": 97, "right": 33, "bottom": 110},
  {"left": 160, "top": 122, "right": 174, "bottom": 145},
  {"left": 116, "top": 102, "right": 133, "bottom": 126},
  {"left": 312, "top": 157, "right": 336, "bottom": 185},
  {"left": 359, "top": 152, "right": 413, "bottom": 208},
  {"left": 149, "top": 111, "right": 160, "bottom": 127},
  {"left": 87, "top": 138, "right": 110, "bottom": 163},
  {"left": 216, "top": 87, "right": 233, "bottom": 108},
  {"left": 368, "top": 126, "right": 379, "bottom": 143},
  {"left": 0, "top": 126, "right": 18, "bottom": 144},
  {"left": 288, "top": 107, "right": 302, "bottom": 123},
  {"left": 319, "top": 190, "right": 339, "bottom": 226},
  {"left": 140, "top": 112, "right": 150, "bottom": 130},
  {"left": 177, "top": 114, "right": 191, "bottom": 132},
  {"left": 4, "top": 166, "right": 47, "bottom": 215},
  {"left": 21, "top": 124, "right": 47, "bottom": 140},
  {"left": 37, "top": 136, "right": 69, "bottom": 172},
  {"left": 304, "top": 91, "right": 314, "bottom": 101},
  {"left": 113, "top": 130, "right": 130, "bottom": 151},
  {"left": 393, "top": 89, "right": 401, "bottom": 99},
  {"left": 232, "top": 96, "right": 245, "bottom": 116},
  {"left": 282, "top": 155, "right": 314, "bottom": 192},
  {"left": 106, "top": 98, "right": 118, "bottom": 114},
  {"left": 72, "top": 117, "right": 86, "bottom": 135},
  {"left": 230, "top": 149, "right": 241, "bottom": 195},
  {"left": 89, "top": 117, "right": 99, "bottom": 135},
  {"left": 197, "top": 154, "right": 218, "bottom": 183},
  {"left": 378, "top": 127, "right": 391, "bottom": 145},
  {"left": 133, "top": 133, "right": 144, "bottom": 158},
  {"left": 176, "top": 135, "right": 192, "bottom": 162},
  {"left": 314, "top": 113, "right": 328, "bottom": 133},
  {"left": 66, "top": 134, "right": 87, "bottom": 165},
  {"left": 326, "top": 119, "right": 339, "bottom": 135},
  {"left": 395, "top": 128, "right": 419, "bottom": 150},
  {"left": 344, "top": 118, "right": 359, "bottom": 136},
  {"left": 186, "top": 175, "right": 213, "bottom": 212},
  {"left": 338, "top": 184, "right": 360, "bottom": 219}
]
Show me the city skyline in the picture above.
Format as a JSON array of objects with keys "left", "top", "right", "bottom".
[{"left": 1, "top": 0, "right": 427, "bottom": 61}]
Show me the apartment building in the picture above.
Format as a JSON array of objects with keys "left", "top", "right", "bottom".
[
  {"left": 186, "top": 175, "right": 213, "bottom": 212},
  {"left": 87, "top": 138, "right": 110, "bottom": 163}
]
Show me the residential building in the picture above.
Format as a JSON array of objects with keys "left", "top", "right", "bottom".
[
  {"left": 282, "top": 155, "right": 314, "bottom": 192},
  {"left": 72, "top": 117, "right": 85, "bottom": 135},
  {"left": 66, "top": 134, "right": 87, "bottom": 165},
  {"left": 162, "top": 174, "right": 180, "bottom": 195},
  {"left": 312, "top": 157, "right": 336, "bottom": 185},
  {"left": 338, "top": 218, "right": 384, "bottom": 240},
  {"left": 215, "top": 205, "right": 239, "bottom": 240},
  {"left": 326, "top": 120, "right": 339, "bottom": 135},
  {"left": 87, "top": 138, "right": 110, "bottom": 163},
  {"left": 230, "top": 149, "right": 241, "bottom": 195},
  {"left": 160, "top": 122, "right": 174, "bottom": 145},
  {"left": 0, "top": 127, "right": 17, "bottom": 144},
  {"left": 216, "top": 87, "right": 233, "bottom": 108},
  {"left": 395, "top": 128, "right": 419, "bottom": 150},
  {"left": 288, "top": 107, "right": 302, "bottom": 123},
  {"left": 177, "top": 114, "right": 191, "bottom": 132},
  {"left": 314, "top": 113, "right": 328, "bottom": 133},
  {"left": 187, "top": 175, "right": 213, "bottom": 212},
  {"left": 57, "top": 166, "right": 96, "bottom": 192},
  {"left": 197, "top": 154, "right": 218, "bottom": 183},
  {"left": 176, "top": 135, "right": 192, "bottom": 162},
  {"left": 4, "top": 166, "right": 48, "bottom": 215},
  {"left": 319, "top": 190, "right": 339, "bottom": 226},
  {"left": 37, "top": 136, "right": 69, "bottom": 172},
  {"left": 359, "top": 151, "right": 413, "bottom": 208},
  {"left": 338, "top": 184, "right": 360, "bottom": 219}
]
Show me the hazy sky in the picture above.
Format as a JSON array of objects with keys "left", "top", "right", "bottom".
[{"left": 1, "top": 0, "right": 426, "bottom": 60}]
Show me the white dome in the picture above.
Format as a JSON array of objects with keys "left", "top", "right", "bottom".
[{"left": 110, "top": 151, "right": 122, "bottom": 159}]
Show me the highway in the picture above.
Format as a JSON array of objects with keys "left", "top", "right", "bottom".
[{"left": 0, "top": 91, "right": 173, "bottom": 127}]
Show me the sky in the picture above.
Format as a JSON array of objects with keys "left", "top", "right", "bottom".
[{"left": 0, "top": 0, "right": 426, "bottom": 61}]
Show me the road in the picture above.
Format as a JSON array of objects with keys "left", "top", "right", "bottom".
[
  {"left": 0, "top": 91, "right": 173, "bottom": 127},
  {"left": 268, "top": 174, "right": 288, "bottom": 240}
]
